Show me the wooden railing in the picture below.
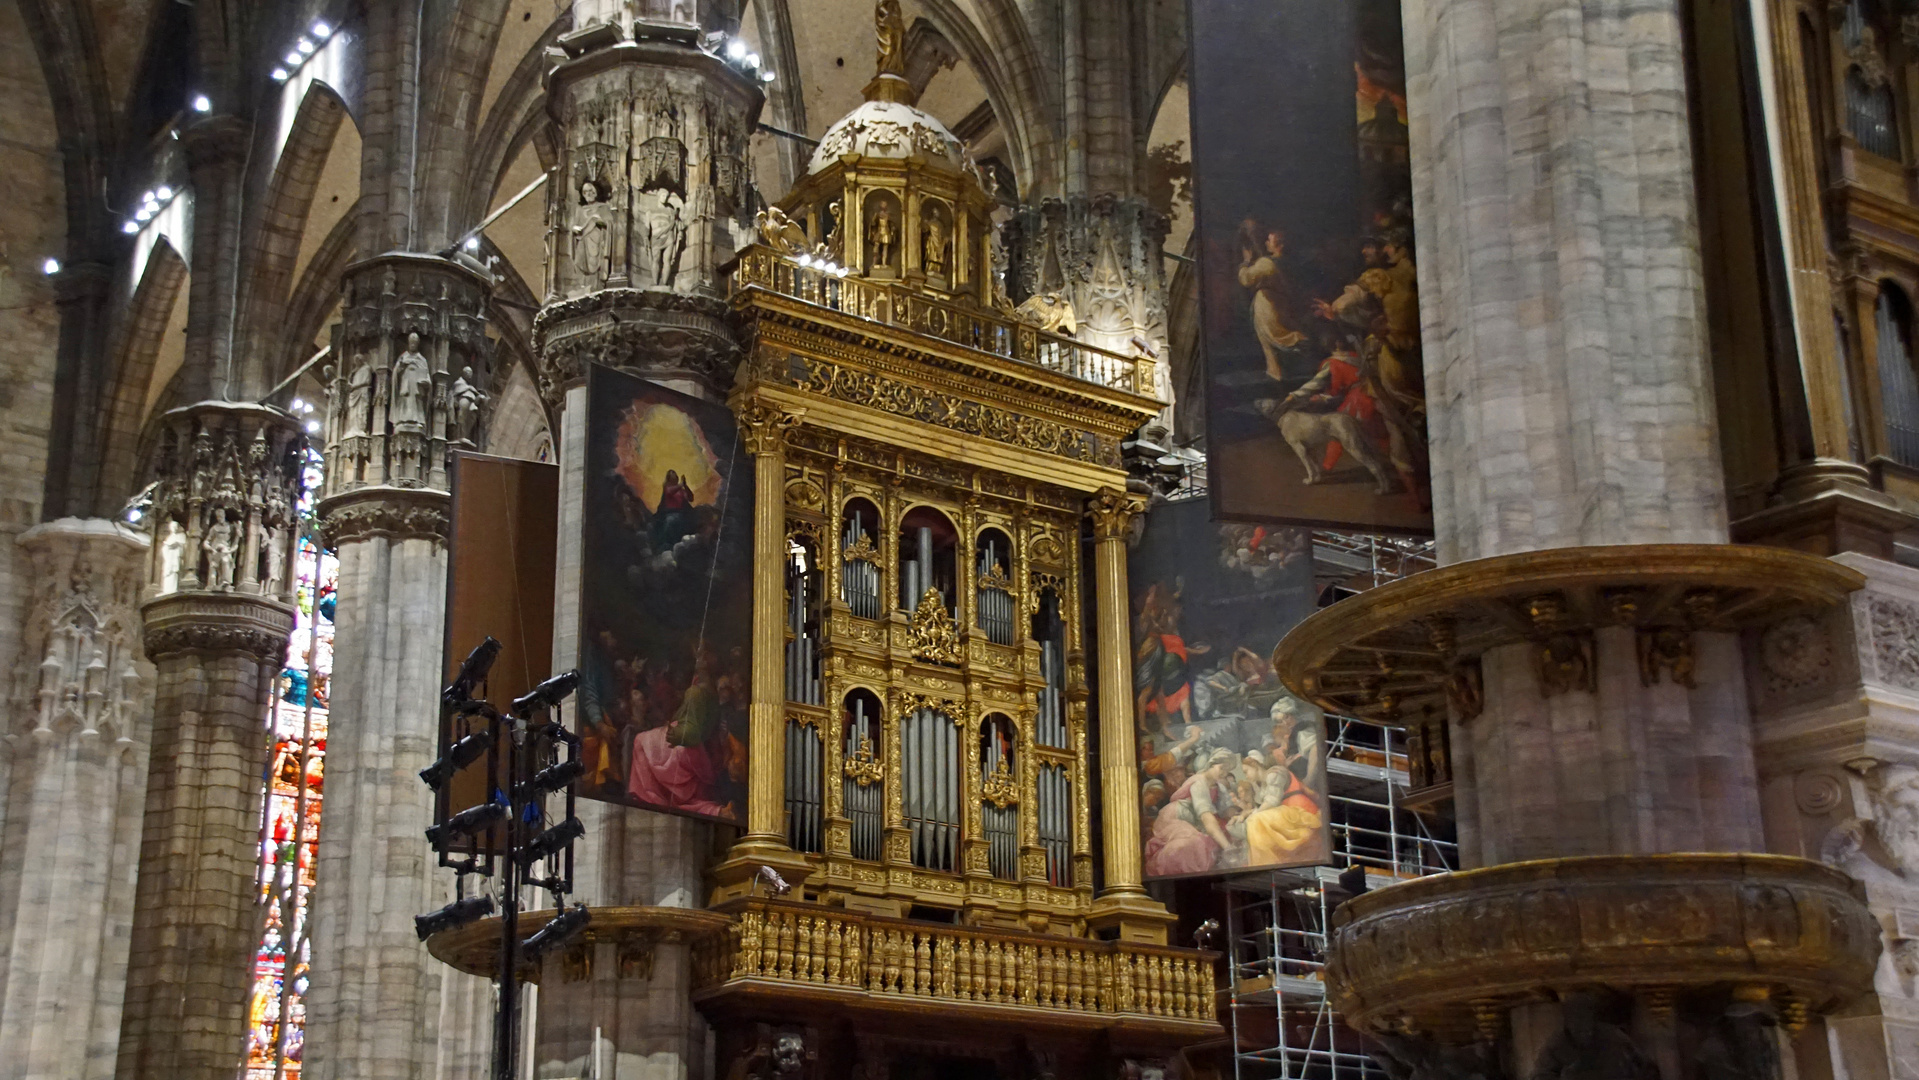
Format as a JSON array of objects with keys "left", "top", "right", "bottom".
[
  {"left": 697, "top": 900, "right": 1217, "bottom": 1025},
  {"left": 730, "top": 247, "right": 1155, "bottom": 398}
]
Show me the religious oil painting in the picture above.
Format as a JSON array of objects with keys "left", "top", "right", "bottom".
[
  {"left": 1130, "top": 497, "right": 1330, "bottom": 878},
  {"left": 577, "top": 364, "right": 754, "bottom": 824},
  {"left": 1190, "top": 0, "right": 1431, "bottom": 533}
]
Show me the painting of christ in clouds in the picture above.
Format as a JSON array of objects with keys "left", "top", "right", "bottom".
[{"left": 575, "top": 364, "right": 754, "bottom": 824}]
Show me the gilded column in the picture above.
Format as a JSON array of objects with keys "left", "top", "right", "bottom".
[
  {"left": 0, "top": 519, "right": 151, "bottom": 1080},
  {"left": 1083, "top": 487, "right": 1168, "bottom": 943},
  {"left": 304, "top": 253, "right": 494, "bottom": 1080},
  {"left": 116, "top": 404, "right": 302, "bottom": 1080},
  {"left": 726, "top": 400, "right": 805, "bottom": 866}
]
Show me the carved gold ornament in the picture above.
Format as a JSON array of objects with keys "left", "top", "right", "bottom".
[
  {"left": 981, "top": 757, "right": 1019, "bottom": 809},
  {"left": 908, "top": 588, "right": 962, "bottom": 664},
  {"left": 844, "top": 736, "right": 884, "bottom": 787}
]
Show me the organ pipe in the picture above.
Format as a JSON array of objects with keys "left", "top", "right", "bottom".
[
  {"left": 904, "top": 708, "right": 958, "bottom": 871},
  {"left": 976, "top": 539, "right": 1014, "bottom": 646},
  {"left": 843, "top": 696, "right": 882, "bottom": 861},
  {"left": 785, "top": 553, "right": 821, "bottom": 705},
  {"left": 785, "top": 720, "right": 823, "bottom": 853},
  {"left": 1038, "top": 764, "right": 1070, "bottom": 886},
  {"left": 841, "top": 514, "right": 880, "bottom": 619}
]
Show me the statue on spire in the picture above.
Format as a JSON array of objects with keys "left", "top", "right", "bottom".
[{"left": 876, "top": 0, "right": 907, "bottom": 77}]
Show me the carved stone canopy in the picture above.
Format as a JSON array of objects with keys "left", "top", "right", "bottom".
[{"left": 1273, "top": 544, "right": 1866, "bottom": 721}]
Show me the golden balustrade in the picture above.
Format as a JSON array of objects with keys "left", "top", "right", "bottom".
[
  {"left": 729, "top": 247, "right": 1154, "bottom": 398},
  {"left": 693, "top": 899, "right": 1218, "bottom": 1029}
]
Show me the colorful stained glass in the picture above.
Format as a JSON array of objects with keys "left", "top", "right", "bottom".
[{"left": 247, "top": 447, "right": 335, "bottom": 1080}]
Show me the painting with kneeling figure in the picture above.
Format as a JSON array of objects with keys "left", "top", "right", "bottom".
[
  {"left": 575, "top": 363, "right": 754, "bottom": 824},
  {"left": 1129, "top": 497, "right": 1330, "bottom": 878}
]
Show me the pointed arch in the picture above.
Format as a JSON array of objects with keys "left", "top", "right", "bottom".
[
  {"left": 463, "top": 9, "right": 570, "bottom": 230},
  {"left": 276, "top": 203, "right": 363, "bottom": 387},
  {"left": 96, "top": 240, "right": 189, "bottom": 512},
  {"left": 235, "top": 79, "right": 353, "bottom": 394},
  {"left": 917, "top": 0, "right": 1057, "bottom": 196}
]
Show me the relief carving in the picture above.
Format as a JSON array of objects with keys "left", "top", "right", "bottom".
[{"left": 1869, "top": 595, "right": 1919, "bottom": 691}]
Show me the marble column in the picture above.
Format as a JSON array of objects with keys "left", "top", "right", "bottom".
[
  {"left": 303, "top": 253, "right": 495, "bottom": 1080},
  {"left": 528, "top": 8, "right": 761, "bottom": 1076},
  {"left": 1405, "top": 0, "right": 1758, "bottom": 860},
  {"left": 115, "top": 403, "right": 302, "bottom": 1080},
  {"left": 0, "top": 519, "right": 151, "bottom": 1080}
]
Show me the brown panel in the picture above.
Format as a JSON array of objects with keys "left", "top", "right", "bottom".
[{"left": 438, "top": 451, "right": 560, "bottom": 850}]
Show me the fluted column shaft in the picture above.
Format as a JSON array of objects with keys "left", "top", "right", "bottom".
[
  {"left": 115, "top": 404, "right": 302, "bottom": 1080},
  {"left": 304, "top": 253, "right": 494, "bottom": 1080},
  {"left": 739, "top": 405, "right": 799, "bottom": 849},
  {"left": 0, "top": 520, "right": 151, "bottom": 1080}
]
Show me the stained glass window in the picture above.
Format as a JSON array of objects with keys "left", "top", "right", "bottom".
[{"left": 247, "top": 446, "right": 335, "bottom": 1080}]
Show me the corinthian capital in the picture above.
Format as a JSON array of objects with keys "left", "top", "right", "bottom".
[
  {"left": 737, "top": 400, "right": 805, "bottom": 456},
  {"left": 1086, "top": 487, "right": 1146, "bottom": 540}
]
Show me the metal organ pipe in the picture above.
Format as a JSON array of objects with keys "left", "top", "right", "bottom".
[
  {"left": 841, "top": 515, "right": 880, "bottom": 619},
  {"left": 976, "top": 539, "right": 1013, "bottom": 645},
  {"left": 844, "top": 696, "right": 881, "bottom": 861},
  {"left": 1038, "top": 764, "right": 1069, "bottom": 886},
  {"left": 785, "top": 720, "right": 822, "bottom": 853},
  {"left": 785, "top": 556, "right": 820, "bottom": 705}
]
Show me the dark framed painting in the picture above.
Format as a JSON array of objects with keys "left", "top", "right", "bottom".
[
  {"left": 1189, "top": 0, "right": 1431, "bottom": 533},
  {"left": 577, "top": 364, "right": 754, "bottom": 824},
  {"left": 1129, "top": 497, "right": 1330, "bottom": 877}
]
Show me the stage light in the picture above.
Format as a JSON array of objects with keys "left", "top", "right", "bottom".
[
  {"left": 122, "top": 221, "right": 139, "bottom": 235},
  {"left": 296, "top": 37, "right": 315, "bottom": 54},
  {"left": 191, "top": 94, "right": 211, "bottom": 113},
  {"left": 512, "top": 670, "right": 579, "bottom": 715},
  {"left": 306, "top": 420, "right": 321, "bottom": 434},
  {"left": 291, "top": 397, "right": 305, "bottom": 411},
  {"left": 312, "top": 21, "right": 332, "bottom": 37},
  {"left": 514, "top": 816, "right": 584, "bottom": 868},
  {"left": 522, "top": 903, "right": 590, "bottom": 961},
  {"left": 272, "top": 68, "right": 289, "bottom": 82},
  {"left": 424, "top": 800, "right": 507, "bottom": 848},
  {"left": 156, "top": 186, "right": 173, "bottom": 200},
  {"left": 42, "top": 258, "right": 59, "bottom": 276},
  {"left": 414, "top": 893, "right": 494, "bottom": 940},
  {"left": 726, "top": 39, "right": 747, "bottom": 60},
  {"left": 463, "top": 236, "right": 480, "bottom": 252},
  {"left": 287, "top": 51, "right": 303, "bottom": 65},
  {"left": 420, "top": 729, "right": 493, "bottom": 789},
  {"left": 761, "top": 70, "right": 776, "bottom": 83},
  {"left": 744, "top": 52, "right": 760, "bottom": 69},
  {"left": 443, "top": 636, "right": 502, "bottom": 705},
  {"left": 515, "top": 758, "right": 584, "bottom": 801}
]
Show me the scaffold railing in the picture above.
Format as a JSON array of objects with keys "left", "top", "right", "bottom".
[{"left": 1222, "top": 715, "right": 1454, "bottom": 1080}]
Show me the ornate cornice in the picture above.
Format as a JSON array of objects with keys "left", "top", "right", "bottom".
[
  {"left": 141, "top": 592, "right": 295, "bottom": 664},
  {"left": 534, "top": 289, "right": 739, "bottom": 407},
  {"left": 316, "top": 485, "right": 452, "bottom": 547}
]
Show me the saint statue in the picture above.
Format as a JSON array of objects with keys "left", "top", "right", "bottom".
[
  {"left": 571, "top": 179, "right": 613, "bottom": 286},
  {"left": 870, "top": 204, "right": 897, "bottom": 268},
  {"left": 203, "top": 516, "right": 237, "bottom": 591},
  {"left": 450, "top": 365, "right": 485, "bottom": 442},
  {"left": 876, "top": 0, "right": 907, "bottom": 77},
  {"left": 922, "top": 214, "right": 950, "bottom": 276},
  {"left": 159, "top": 520, "right": 186, "bottom": 594},
  {"left": 391, "top": 332, "right": 432, "bottom": 431},
  {"left": 345, "top": 355, "right": 372, "bottom": 438}
]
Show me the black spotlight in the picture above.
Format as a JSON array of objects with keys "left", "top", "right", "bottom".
[
  {"left": 443, "top": 636, "right": 502, "bottom": 707},
  {"left": 420, "top": 729, "right": 492, "bottom": 789},
  {"left": 512, "top": 670, "right": 580, "bottom": 715},
  {"left": 515, "top": 816, "right": 584, "bottom": 869},
  {"left": 424, "top": 800, "right": 508, "bottom": 848},
  {"left": 522, "top": 903, "right": 591, "bottom": 961},
  {"left": 513, "top": 758, "right": 584, "bottom": 802},
  {"left": 414, "top": 893, "right": 495, "bottom": 941}
]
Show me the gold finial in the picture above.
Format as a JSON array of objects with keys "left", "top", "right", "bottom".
[{"left": 865, "top": 0, "right": 918, "bottom": 105}]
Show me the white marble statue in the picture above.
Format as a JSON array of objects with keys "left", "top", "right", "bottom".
[
  {"left": 450, "top": 366, "right": 485, "bottom": 442},
  {"left": 203, "top": 517, "right": 236, "bottom": 591},
  {"left": 391, "top": 332, "right": 432, "bottom": 431}
]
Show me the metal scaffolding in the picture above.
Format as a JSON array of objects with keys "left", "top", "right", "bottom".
[{"left": 1222, "top": 715, "right": 1455, "bottom": 1080}]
